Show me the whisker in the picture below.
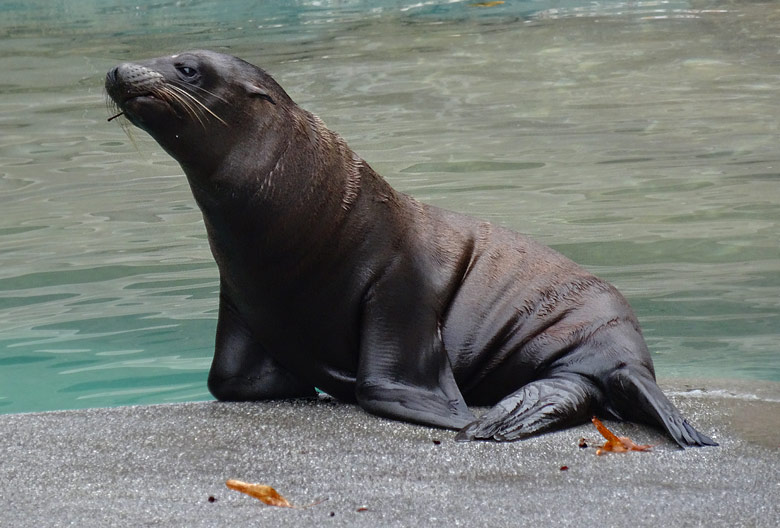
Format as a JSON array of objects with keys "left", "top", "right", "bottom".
[
  {"left": 169, "top": 79, "right": 230, "bottom": 105},
  {"left": 159, "top": 85, "right": 205, "bottom": 127},
  {"left": 104, "top": 94, "right": 139, "bottom": 151},
  {"left": 105, "top": 93, "right": 121, "bottom": 119},
  {"left": 163, "top": 85, "right": 207, "bottom": 127},
  {"left": 167, "top": 83, "right": 228, "bottom": 127}
]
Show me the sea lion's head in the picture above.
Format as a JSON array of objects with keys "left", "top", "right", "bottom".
[{"left": 105, "top": 50, "right": 289, "bottom": 172}]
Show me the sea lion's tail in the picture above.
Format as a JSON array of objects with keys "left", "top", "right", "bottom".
[
  {"left": 455, "top": 368, "right": 717, "bottom": 447},
  {"left": 604, "top": 365, "right": 718, "bottom": 448}
]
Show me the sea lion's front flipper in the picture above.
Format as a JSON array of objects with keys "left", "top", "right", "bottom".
[
  {"left": 605, "top": 366, "right": 718, "bottom": 448},
  {"left": 455, "top": 375, "right": 598, "bottom": 441},
  {"left": 208, "top": 291, "right": 316, "bottom": 401},
  {"left": 355, "top": 265, "right": 474, "bottom": 430}
]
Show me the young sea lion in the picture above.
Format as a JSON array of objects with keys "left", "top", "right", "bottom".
[{"left": 105, "top": 50, "right": 716, "bottom": 447}]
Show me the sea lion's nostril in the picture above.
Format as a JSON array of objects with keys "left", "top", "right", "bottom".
[{"left": 106, "top": 66, "right": 119, "bottom": 84}]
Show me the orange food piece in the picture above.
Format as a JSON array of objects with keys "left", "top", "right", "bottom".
[
  {"left": 225, "top": 479, "right": 293, "bottom": 507},
  {"left": 591, "top": 417, "right": 653, "bottom": 455}
]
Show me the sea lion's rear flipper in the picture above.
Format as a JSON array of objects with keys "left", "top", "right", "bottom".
[
  {"left": 605, "top": 366, "right": 718, "bottom": 448},
  {"left": 455, "top": 375, "right": 598, "bottom": 442}
]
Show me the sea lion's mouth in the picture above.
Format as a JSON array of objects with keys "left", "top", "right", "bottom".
[
  {"left": 122, "top": 93, "right": 161, "bottom": 108},
  {"left": 107, "top": 93, "right": 156, "bottom": 121},
  {"left": 107, "top": 90, "right": 175, "bottom": 124}
]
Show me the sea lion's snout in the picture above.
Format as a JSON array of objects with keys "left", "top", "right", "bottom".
[{"left": 105, "top": 63, "right": 164, "bottom": 105}]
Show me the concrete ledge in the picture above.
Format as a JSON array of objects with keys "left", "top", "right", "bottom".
[{"left": 2, "top": 380, "right": 778, "bottom": 527}]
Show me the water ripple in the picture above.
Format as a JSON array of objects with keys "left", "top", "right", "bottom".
[{"left": 1, "top": 0, "right": 778, "bottom": 412}]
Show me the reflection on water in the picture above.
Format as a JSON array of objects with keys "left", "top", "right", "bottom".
[{"left": 1, "top": 0, "right": 778, "bottom": 413}]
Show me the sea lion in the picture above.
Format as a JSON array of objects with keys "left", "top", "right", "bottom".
[{"left": 105, "top": 50, "right": 716, "bottom": 447}]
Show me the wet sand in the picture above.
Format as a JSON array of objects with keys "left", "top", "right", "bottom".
[{"left": 2, "top": 380, "right": 778, "bottom": 527}]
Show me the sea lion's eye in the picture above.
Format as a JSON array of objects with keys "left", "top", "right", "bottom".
[{"left": 176, "top": 65, "right": 198, "bottom": 78}]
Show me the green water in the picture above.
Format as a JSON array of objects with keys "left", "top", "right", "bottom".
[{"left": 1, "top": 0, "right": 778, "bottom": 414}]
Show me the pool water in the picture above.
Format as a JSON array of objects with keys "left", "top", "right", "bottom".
[{"left": 1, "top": 0, "right": 778, "bottom": 414}]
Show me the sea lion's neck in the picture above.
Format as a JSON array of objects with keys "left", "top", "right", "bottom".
[
  {"left": 184, "top": 106, "right": 383, "bottom": 272},
  {"left": 296, "top": 110, "right": 364, "bottom": 213}
]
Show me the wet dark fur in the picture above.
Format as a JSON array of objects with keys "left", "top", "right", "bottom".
[{"left": 105, "top": 50, "right": 716, "bottom": 447}]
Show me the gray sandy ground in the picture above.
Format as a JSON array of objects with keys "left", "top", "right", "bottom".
[{"left": 2, "top": 380, "right": 778, "bottom": 527}]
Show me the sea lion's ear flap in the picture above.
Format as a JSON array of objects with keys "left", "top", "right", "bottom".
[{"left": 242, "top": 81, "right": 275, "bottom": 105}]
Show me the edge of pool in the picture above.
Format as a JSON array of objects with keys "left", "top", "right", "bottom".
[{"left": 2, "top": 378, "right": 778, "bottom": 527}]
